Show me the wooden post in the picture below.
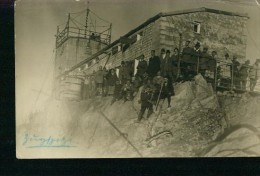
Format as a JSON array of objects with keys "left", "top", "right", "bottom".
[
  {"left": 85, "top": 2, "right": 90, "bottom": 38},
  {"left": 108, "top": 23, "right": 112, "bottom": 44},
  {"left": 214, "top": 60, "right": 217, "bottom": 91},
  {"left": 231, "top": 63, "right": 234, "bottom": 91},
  {"left": 196, "top": 56, "right": 200, "bottom": 74},
  {"left": 177, "top": 33, "right": 182, "bottom": 79},
  {"left": 67, "top": 13, "right": 70, "bottom": 38}
]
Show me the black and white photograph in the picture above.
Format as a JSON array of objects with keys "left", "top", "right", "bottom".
[{"left": 16, "top": 0, "right": 260, "bottom": 158}]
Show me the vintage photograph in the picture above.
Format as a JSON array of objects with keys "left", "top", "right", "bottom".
[{"left": 16, "top": 0, "right": 260, "bottom": 158}]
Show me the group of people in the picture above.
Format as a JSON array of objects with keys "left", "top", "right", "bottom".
[
  {"left": 218, "top": 55, "right": 260, "bottom": 91},
  {"left": 73, "top": 41, "right": 260, "bottom": 122}
]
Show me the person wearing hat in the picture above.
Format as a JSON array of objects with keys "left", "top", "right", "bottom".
[
  {"left": 171, "top": 48, "right": 179, "bottom": 80},
  {"left": 111, "top": 80, "right": 123, "bottom": 105},
  {"left": 136, "top": 54, "right": 148, "bottom": 81},
  {"left": 160, "top": 76, "right": 175, "bottom": 108},
  {"left": 160, "top": 48, "right": 166, "bottom": 62},
  {"left": 231, "top": 56, "right": 241, "bottom": 89},
  {"left": 160, "top": 50, "right": 174, "bottom": 80},
  {"left": 239, "top": 60, "right": 250, "bottom": 90},
  {"left": 189, "top": 42, "right": 201, "bottom": 79},
  {"left": 95, "top": 66, "right": 105, "bottom": 96},
  {"left": 83, "top": 75, "right": 90, "bottom": 100},
  {"left": 119, "top": 61, "right": 131, "bottom": 85},
  {"left": 249, "top": 59, "right": 260, "bottom": 91},
  {"left": 181, "top": 40, "right": 194, "bottom": 79},
  {"left": 199, "top": 46, "right": 211, "bottom": 77},
  {"left": 135, "top": 54, "right": 147, "bottom": 87},
  {"left": 147, "top": 50, "right": 161, "bottom": 79},
  {"left": 217, "top": 53, "right": 232, "bottom": 87},
  {"left": 107, "top": 69, "right": 119, "bottom": 96},
  {"left": 137, "top": 79, "right": 155, "bottom": 122}
]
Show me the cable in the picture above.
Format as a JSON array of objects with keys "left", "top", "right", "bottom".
[
  {"left": 29, "top": 42, "right": 56, "bottom": 115},
  {"left": 98, "top": 110, "right": 143, "bottom": 157},
  {"left": 70, "top": 18, "right": 81, "bottom": 29}
]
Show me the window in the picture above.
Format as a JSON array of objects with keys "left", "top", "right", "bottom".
[
  {"left": 112, "top": 45, "right": 121, "bottom": 55},
  {"left": 137, "top": 34, "right": 141, "bottom": 41},
  {"left": 193, "top": 21, "right": 201, "bottom": 34}
]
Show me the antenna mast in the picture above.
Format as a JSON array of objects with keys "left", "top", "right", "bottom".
[{"left": 85, "top": 1, "right": 90, "bottom": 38}]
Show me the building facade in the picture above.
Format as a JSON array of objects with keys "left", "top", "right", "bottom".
[{"left": 80, "top": 7, "right": 248, "bottom": 76}]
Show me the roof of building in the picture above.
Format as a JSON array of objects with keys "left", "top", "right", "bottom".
[
  {"left": 163, "top": 7, "right": 249, "bottom": 18},
  {"left": 58, "top": 7, "right": 249, "bottom": 78}
]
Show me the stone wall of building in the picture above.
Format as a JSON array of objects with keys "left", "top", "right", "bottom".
[
  {"left": 78, "top": 11, "right": 248, "bottom": 75},
  {"left": 159, "top": 12, "right": 248, "bottom": 61},
  {"left": 83, "top": 21, "right": 161, "bottom": 75}
]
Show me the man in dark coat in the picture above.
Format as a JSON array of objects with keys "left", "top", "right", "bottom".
[
  {"left": 171, "top": 48, "right": 179, "bottom": 80},
  {"left": 161, "top": 76, "right": 175, "bottom": 108},
  {"left": 137, "top": 79, "right": 155, "bottom": 122},
  {"left": 135, "top": 54, "right": 148, "bottom": 85},
  {"left": 231, "top": 56, "right": 241, "bottom": 89},
  {"left": 111, "top": 80, "right": 122, "bottom": 105},
  {"left": 191, "top": 42, "right": 201, "bottom": 74},
  {"left": 136, "top": 54, "right": 148, "bottom": 76},
  {"left": 199, "top": 46, "right": 211, "bottom": 77},
  {"left": 147, "top": 50, "right": 161, "bottom": 79},
  {"left": 160, "top": 48, "right": 166, "bottom": 63},
  {"left": 161, "top": 50, "right": 174, "bottom": 80},
  {"left": 107, "top": 69, "right": 119, "bottom": 95},
  {"left": 119, "top": 61, "right": 131, "bottom": 85},
  {"left": 181, "top": 40, "right": 193, "bottom": 80},
  {"left": 181, "top": 40, "right": 193, "bottom": 63}
]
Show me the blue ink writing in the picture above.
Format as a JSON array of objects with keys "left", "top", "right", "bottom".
[{"left": 23, "top": 133, "right": 77, "bottom": 148}]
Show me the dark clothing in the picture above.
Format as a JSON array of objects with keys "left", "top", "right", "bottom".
[
  {"left": 160, "top": 55, "right": 173, "bottom": 79},
  {"left": 231, "top": 60, "right": 240, "bottom": 89},
  {"left": 171, "top": 54, "right": 179, "bottom": 80},
  {"left": 161, "top": 80, "right": 174, "bottom": 107},
  {"left": 122, "top": 82, "right": 134, "bottom": 101},
  {"left": 111, "top": 83, "right": 123, "bottom": 105},
  {"left": 199, "top": 51, "right": 211, "bottom": 76},
  {"left": 231, "top": 60, "right": 240, "bottom": 77},
  {"left": 119, "top": 65, "right": 131, "bottom": 84},
  {"left": 181, "top": 47, "right": 200, "bottom": 80},
  {"left": 136, "top": 60, "right": 148, "bottom": 76},
  {"left": 240, "top": 64, "right": 249, "bottom": 80},
  {"left": 138, "top": 85, "right": 154, "bottom": 121},
  {"left": 207, "top": 57, "right": 217, "bottom": 72},
  {"left": 181, "top": 46, "right": 193, "bottom": 63},
  {"left": 152, "top": 78, "right": 174, "bottom": 107},
  {"left": 147, "top": 56, "right": 161, "bottom": 78},
  {"left": 107, "top": 73, "right": 119, "bottom": 86},
  {"left": 191, "top": 48, "right": 201, "bottom": 74},
  {"left": 161, "top": 81, "right": 174, "bottom": 98},
  {"left": 172, "top": 54, "right": 178, "bottom": 67}
]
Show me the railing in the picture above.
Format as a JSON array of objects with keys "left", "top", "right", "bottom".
[
  {"left": 179, "top": 57, "right": 260, "bottom": 93},
  {"left": 56, "top": 26, "right": 111, "bottom": 48}
]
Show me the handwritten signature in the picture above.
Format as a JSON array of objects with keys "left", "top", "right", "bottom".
[{"left": 22, "top": 133, "right": 77, "bottom": 148}]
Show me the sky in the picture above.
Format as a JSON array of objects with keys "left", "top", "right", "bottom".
[{"left": 15, "top": 0, "right": 260, "bottom": 125}]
